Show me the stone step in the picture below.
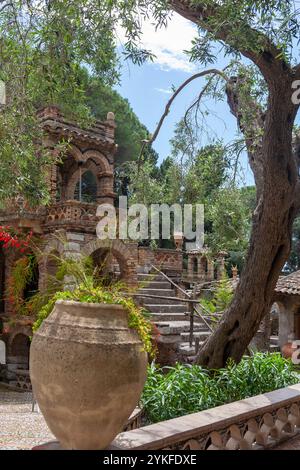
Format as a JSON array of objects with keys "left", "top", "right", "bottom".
[
  {"left": 180, "top": 331, "right": 211, "bottom": 341},
  {"left": 144, "top": 304, "right": 187, "bottom": 313},
  {"left": 138, "top": 281, "right": 171, "bottom": 289},
  {"left": 137, "top": 273, "right": 166, "bottom": 282},
  {"left": 139, "top": 288, "right": 174, "bottom": 296},
  {"left": 270, "top": 335, "right": 279, "bottom": 345},
  {"left": 155, "top": 321, "right": 205, "bottom": 335},
  {"left": 178, "top": 342, "right": 201, "bottom": 356},
  {"left": 157, "top": 334, "right": 182, "bottom": 344},
  {"left": 150, "top": 312, "right": 189, "bottom": 322},
  {"left": 270, "top": 344, "right": 280, "bottom": 352},
  {"left": 141, "top": 297, "right": 182, "bottom": 305}
]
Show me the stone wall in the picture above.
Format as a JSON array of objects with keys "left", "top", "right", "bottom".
[{"left": 138, "top": 247, "right": 183, "bottom": 274}]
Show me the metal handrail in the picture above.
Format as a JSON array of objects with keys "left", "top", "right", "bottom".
[
  {"left": 150, "top": 264, "right": 215, "bottom": 341},
  {"left": 150, "top": 264, "right": 189, "bottom": 298}
]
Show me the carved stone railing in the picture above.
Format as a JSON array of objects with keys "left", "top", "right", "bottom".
[
  {"left": 123, "top": 407, "right": 144, "bottom": 432},
  {"left": 44, "top": 201, "right": 98, "bottom": 231},
  {"left": 15, "top": 369, "right": 32, "bottom": 391},
  {"left": 109, "top": 384, "right": 300, "bottom": 450}
]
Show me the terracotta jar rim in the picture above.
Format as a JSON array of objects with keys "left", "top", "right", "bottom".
[{"left": 55, "top": 299, "right": 126, "bottom": 311}]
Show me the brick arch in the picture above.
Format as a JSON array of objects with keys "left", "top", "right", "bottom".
[
  {"left": 8, "top": 328, "right": 31, "bottom": 356},
  {"left": 82, "top": 150, "right": 111, "bottom": 173},
  {"left": 82, "top": 239, "right": 138, "bottom": 287},
  {"left": 69, "top": 144, "right": 84, "bottom": 162},
  {"left": 66, "top": 160, "right": 100, "bottom": 201}
]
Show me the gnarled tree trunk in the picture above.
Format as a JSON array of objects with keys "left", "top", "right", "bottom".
[
  {"left": 196, "top": 86, "right": 299, "bottom": 368},
  {"left": 168, "top": 0, "right": 300, "bottom": 368}
]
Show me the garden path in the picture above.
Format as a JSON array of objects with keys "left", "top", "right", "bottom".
[{"left": 0, "top": 385, "right": 54, "bottom": 450}]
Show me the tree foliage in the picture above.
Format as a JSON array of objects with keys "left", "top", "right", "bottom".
[{"left": 0, "top": 0, "right": 118, "bottom": 204}]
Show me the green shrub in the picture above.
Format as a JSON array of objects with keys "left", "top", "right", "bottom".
[
  {"left": 199, "top": 272, "right": 233, "bottom": 315},
  {"left": 141, "top": 353, "right": 299, "bottom": 423}
]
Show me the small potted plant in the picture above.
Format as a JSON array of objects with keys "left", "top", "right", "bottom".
[{"left": 28, "top": 254, "right": 154, "bottom": 450}]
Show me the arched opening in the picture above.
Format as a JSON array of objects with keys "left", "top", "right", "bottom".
[
  {"left": 91, "top": 248, "right": 122, "bottom": 284},
  {"left": 193, "top": 257, "right": 198, "bottom": 274},
  {"left": 82, "top": 239, "right": 137, "bottom": 287},
  {"left": 74, "top": 170, "right": 97, "bottom": 203},
  {"left": 10, "top": 333, "right": 30, "bottom": 369},
  {"left": 0, "top": 246, "right": 5, "bottom": 312},
  {"left": 201, "top": 257, "right": 208, "bottom": 276}
]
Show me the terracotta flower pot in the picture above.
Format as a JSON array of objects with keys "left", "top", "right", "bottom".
[{"left": 30, "top": 300, "right": 147, "bottom": 449}]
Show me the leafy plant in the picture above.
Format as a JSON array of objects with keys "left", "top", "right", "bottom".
[
  {"left": 28, "top": 252, "right": 155, "bottom": 357},
  {"left": 141, "top": 353, "right": 299, "bottom": 423},
  {"left": 200, "top": 272, "right": 233, "bottom": 315},
  {"left": 7, "top": 255, "right": 38, "bottom": 315}
]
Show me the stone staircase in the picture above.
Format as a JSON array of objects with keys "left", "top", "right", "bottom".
[
  {"left": 137, "top": 271, "right": 281, "bottom": 363},
  {"left": 137, "top": 272, "right": 211, "bottom": 362}
]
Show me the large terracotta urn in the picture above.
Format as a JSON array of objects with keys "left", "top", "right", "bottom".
[{"left": 30, "top": 300, "right": 147, "bottom": 449}]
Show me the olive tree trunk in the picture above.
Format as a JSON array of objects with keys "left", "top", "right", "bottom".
[
  {"left": 196, "top": 87, "right": 299, "bottom": 368},
  {"left": 168, "top": 0, "right": 300, "bottom": 368}
]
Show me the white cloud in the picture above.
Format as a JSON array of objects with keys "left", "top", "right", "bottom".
[
  {"left": 117, "top": 13, "right": 197, "bottom": 73},
  {"left": 155, "top": 88, "right": 173, "bottom": 94}
]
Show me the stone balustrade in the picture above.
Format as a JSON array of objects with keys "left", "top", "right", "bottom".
[
  {"left": 15, "top": 369, "right": 32, "bottom": 391},
  {"left": 44, "top": 201, "right": 98, "bottom": 231},
  {"left": 109, "top": 384, "right": 300, "bottom": 450}
]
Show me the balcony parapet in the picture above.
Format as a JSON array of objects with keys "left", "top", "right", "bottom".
[
  {"left": 110, "top": 384, "right": 300, "bottom": 450},
  {"left": 44, "top": 200, "right": 99, "bottom": 232}
]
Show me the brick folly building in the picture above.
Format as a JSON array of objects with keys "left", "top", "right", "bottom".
[{"left": 0, "top": 106, "right": 224, "bottom": 387}]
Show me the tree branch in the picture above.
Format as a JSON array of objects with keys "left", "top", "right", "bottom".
[
  {"left": 151, "top": 69, "right": 227, "bottom": 144},
  {"left": 137, "top": 68, "right": 227, "bottom": 173},
  {"left": 169, "top": 1, "right": 293, "bottom": 85}
]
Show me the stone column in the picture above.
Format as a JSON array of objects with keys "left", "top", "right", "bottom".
[
  {"left": 187, "top": 255, "right": 193, "bottom": 279},
  {"left": 62, "top": 237, "right": 84, "bottom": 291},
  {"left": 278, "top": 300, "right": 295, "bottom": 348},
  {"left": 207, "top": 260, "right": 214, "bottom": 281},
  {"left": 198, "top": 256, "right": 205, "bottom": 281}
]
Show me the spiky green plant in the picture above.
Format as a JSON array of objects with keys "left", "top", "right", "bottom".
[{"left": 142, "top": 353, "right": 299, "bottom": 423}]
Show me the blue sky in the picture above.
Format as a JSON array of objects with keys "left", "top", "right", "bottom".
[
  {"left": 115, "top": 12, "right": 300, "bottom": 188},
  {"left": 115, "top": 13, "right": 254, "bottom": 186}
]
